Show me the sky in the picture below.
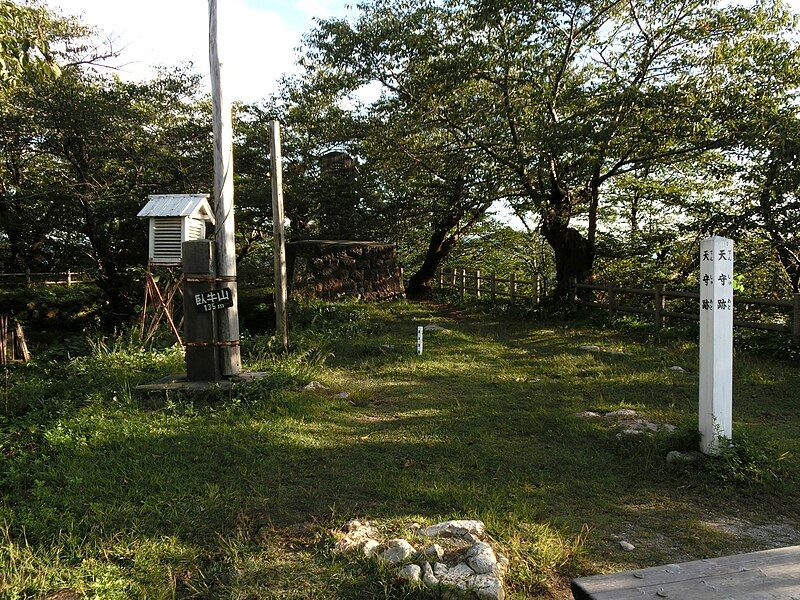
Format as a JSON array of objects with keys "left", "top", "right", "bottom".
[{"left": 50, "top": 0, "right": 352, "bottom": 102}]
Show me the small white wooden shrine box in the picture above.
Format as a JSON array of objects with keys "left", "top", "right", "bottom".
[{"left": 137, "top": 194, "right": 216, "bottom": 266}]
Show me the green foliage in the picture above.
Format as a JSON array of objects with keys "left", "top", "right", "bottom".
[
  {"left": 702, "top": 433, "right": 791, "bottom": 488},
  {"left": 0, "top": 284, "right": 104, "bottom": 328}
]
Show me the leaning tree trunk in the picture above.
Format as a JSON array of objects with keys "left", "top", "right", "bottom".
[
  {"left": 541, "top": 215, "right": 595, "bottom": 302},
  {"left": 405, "top": 214, "right": 460, "bottom": 299}
]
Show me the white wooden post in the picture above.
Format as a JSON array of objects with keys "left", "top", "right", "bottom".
[
  {"left": 209, "top": 0, "right": 241, "bottom": 375},
  {"left": 417, "top": 326, "right": 423, "bottom": 355},
  {"left": 699, "top": 236, "right": 734, "bottom": 455},
  {"left": 270, "top": 120, "right": 288, "bottom": 351}
]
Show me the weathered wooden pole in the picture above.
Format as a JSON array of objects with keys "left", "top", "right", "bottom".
[
  {"left": 270, "top": 120, "right": 289, "bottom": 351},
  {"left": 209, "top": 0, "right": 241, "bottom": 376},
  {"left": 183, "top": 240, "right": 221, "bottom": 382},
  {"left": 699, "top": 236, "right": 734, "bottom": 455},
  {"left": 654, "top": 284, "right": 665, "bottom": 329}
]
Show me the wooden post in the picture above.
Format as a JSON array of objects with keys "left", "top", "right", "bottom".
[
  {"left": 699, "top": 236, "right": 734, "bottom": 455},
  {"left": 67, "top": 270, "right": 72, "bottom": 286},
  {"left": 793, "top": 293, "right": 800, "bottom": 344},
  {"left": 450, "top": 269, "right": 457, "bottom": 288},
  {"left": 438, "top": 270, "right": 444, "bottom": 288},
  {"left": 510, "top": 273, "right": 517, "bottom": 300},
  {"left": 12, "top": 319, "right": 29, "bottom": 362},
  {"left": 182, "top": 240, "right": 221, "bottom": 382},
  {"left": 475, "top": 270, "right": 481, "bottom": 299},
  {"left": 0, "top": 315, "right": 5, "bottom": 365},
  {"left": 209, "top": 0, "right": 241, "bottom": 376},
  {"left": 654, "top": 284, "right": 665, "bottom": 329},
  {"left": 490, "top": 273, "right": 496, "bottom": 301},
  {"left": 608, "top": 288, "right": 617, "bottom": 317},
  {"left": 417, "top": 326, "right": 423, "bottom": 355},
  {"left": 460, "top": 268, "right": 466, "bottom": 297},
  {"left": 270, "top": 120, "right": 288, "bottom": 352}
]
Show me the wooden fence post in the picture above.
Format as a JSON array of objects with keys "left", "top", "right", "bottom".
[
  {"left": 654, "top": 284, "right": 665, "bottom": 329},
  {"left": 490, "top": 273, "right": 496, "bottom": 302},
  {"left": 451, "top": 269, "right": 457, "bottom": 288},
  {"left": 793, "top": 293, "right": 800, "bottom": 344},
  {"left": 460, "top": 268, "right": 466, "bottom": 297},
  {"left": 510, "top": 273, "right": 517, "bottom": 300},
  {"left": 608, "top": 288, "right": 617, "bottom": 317},
  {"left": 475, "top": 270, "right": 481, "bottom": 298},
  {"left": 438, "top": 269, "right": 444, "bottom": 288}
]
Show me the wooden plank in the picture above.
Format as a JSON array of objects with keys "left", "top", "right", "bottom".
[{"left": 572, "top": 546, "right": 800, "bottom": 600}]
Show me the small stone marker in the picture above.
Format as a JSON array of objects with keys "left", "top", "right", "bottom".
[
  {"left": 417, "top": 326, "right": 423, "bottom": 355},
  {"left": 699, "top": 236, "right": 733, "bottom": 455}
]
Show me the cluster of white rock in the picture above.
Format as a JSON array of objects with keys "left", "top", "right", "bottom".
[
  {"left": 575, "top": 408, "right": 676, "bottom": 437},
  {"left": 333, "top": 519, "right": 508, "bottom": 600}
]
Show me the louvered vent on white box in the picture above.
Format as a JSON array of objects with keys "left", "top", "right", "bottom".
[
  {"left": 188, "top": 219, "right": 206, "bottom": 242},
  {"left": 152, "top": 217, "right": 183, "bottom": 265}
]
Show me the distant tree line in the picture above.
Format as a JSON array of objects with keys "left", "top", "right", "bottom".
[{"left": 1, "top": 0, "right": 799, "bottom": 324}]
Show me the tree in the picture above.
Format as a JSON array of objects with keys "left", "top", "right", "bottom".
[{"left": 305, "top": 0, "right": 800, "bottom": 299}]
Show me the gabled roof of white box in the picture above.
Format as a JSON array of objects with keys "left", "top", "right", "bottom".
[{"left": 137, "top": 194, "right": 215, "bottom": 224}]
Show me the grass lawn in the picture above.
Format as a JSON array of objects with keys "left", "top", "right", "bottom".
[{"left": 1, "top": 299, "right": 799, "bottom": 599}]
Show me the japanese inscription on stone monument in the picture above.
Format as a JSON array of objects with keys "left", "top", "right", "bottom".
[{"left": 699, "top": 236, "right": 733, "bottom": 454}]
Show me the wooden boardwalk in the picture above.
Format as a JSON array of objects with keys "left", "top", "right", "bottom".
[{"left": 572, "top": 546, "right": 800, "bottom": 599}]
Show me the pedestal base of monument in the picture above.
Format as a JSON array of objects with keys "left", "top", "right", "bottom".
[{"left": 135, "top": 371, "right": 270, "bottom": 392}]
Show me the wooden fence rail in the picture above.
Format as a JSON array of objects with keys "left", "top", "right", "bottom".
[
  {"left": 0, "top": 271, "right": 92, "bottom": 287},
  {"left": 571, "top": 279, "right": 800, "bottom": 343},
  {"left": 436, "top": 268, "right": 544, "bottom": 304},
  {"left": 435, "top": 268, "right": 799, "bottom": 342}
]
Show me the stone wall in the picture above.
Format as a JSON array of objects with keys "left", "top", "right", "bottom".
[{"left": 286, "top": 240, "right": 404, "bottom": 301}]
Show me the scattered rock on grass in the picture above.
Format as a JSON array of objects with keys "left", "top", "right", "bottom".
[
  {"left": 380, "top": 539, "right": 416, "bottom": 564},
  {"left": 396, "top": 564, "right": 422, "bottom": 584},
  {"left": 421, "top": 519, "right": 486, "bottom": 539},
  {"left": 466, "top": 542, "right": 499, "bottom": 574},
  {"left": 333, "top": 519, "right": 380, "bottom": 553},
  {"left": 423, "top": 324, "right": 447, "bottom": 332},
  {"left": 666, "top": 450, "right": 704, "bottom": 464},
  {"left": 422, "top": 561, "right": 439, "bottom": 586},
  {"left": 334, "top": 391, "right": 350, "bottom": 399},
  {"left": 620, "top": 541, "right": 635, "bottom": 551},
  {"left": 424, "top": 543, "right": 444, "bottom": 561},
  {"left": 575, "top": 411, "right": 602, "bottom": 419},
  {"left": 579, "top": 345, "right": 601, "bottom": 352},
  {"left": 606, "top": 408, "right": 638, "bottom": 418},
  {"left": 669, "top": 366, "right": 686, "bottom": 372},
  {"left": 333, "top": 519, "right": 508, "bottom": 599},
  {"left": 363, "top": 539, "right": 380, "bottom": 558},
  {"left": 303, "top": 381, "right": 326, "bottom": 391}
]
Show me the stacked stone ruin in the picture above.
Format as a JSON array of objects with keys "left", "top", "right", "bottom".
[{"left": 286, "top": 240, "right": 404, "bottom": 301}]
